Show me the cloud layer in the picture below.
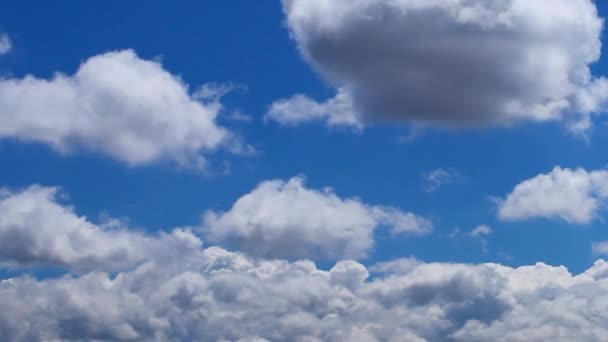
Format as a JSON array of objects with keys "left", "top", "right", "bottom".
[
  {"left": 498, "top": 167, "right": 608, "bottom": 224},
  {"left": 0, "top": 50, "right": 234, "bottom": 167},
  {"left": 3, "top": 244, "right": 608, "bottom": 341},
  {"left": 203, "top": 177, "right": 432, "bottom": 260},
  {"left": 275, "top": 0, "right": 608, "bottom": 130}
]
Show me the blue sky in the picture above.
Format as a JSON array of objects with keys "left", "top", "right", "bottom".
[
  {"left": 3, "top": 1, "right": 608, "bottom": 340},
  {"left": 2, "top": 0, "right": 607, "bottom": 273}
]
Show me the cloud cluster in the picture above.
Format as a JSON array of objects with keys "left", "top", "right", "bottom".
[
  {"left": 0, "top": 185, "right": 201, "bottom": 273},
  {"left": 3, "top": 243, "right": 608, "bottom": 341},
  {"left": 274, "top": 0, "right": 608, "bottom": 131},
  {"left": 498, "top": 167, "right": 608, "bottom": 224},
  {"left": 203, "top": 177, "right": 432, "bottom": 260},
  {"left": 0, "top": 34, "right": 11, "bottom": 55},
  {"left": 1, "top": 183, "right": 608, "bottom": 340},
  {"left": 0, "top": 50, "right": 235, "bottom": 167}
]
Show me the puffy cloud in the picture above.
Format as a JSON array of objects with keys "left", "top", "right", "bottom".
[
  {"left": 202, "top": 177, "right": 431, "bottom": 260},
  {"left": 0, "top": 34, "right": 11, "bottom": 55},
  {"left": 0, "top": 50, "right": 235, "bottom": 167},
  {"left": 498, "top": 167, "right": 608, "bottom": 224},
  {"left": 0, "top": 185, "right": 201, "bottom": 273},
  {"left": 2, "top": 243, "right": 608, "bottom": 341},
  {"left": 277, "top": 0, "right": 608, "bottom": 131}
]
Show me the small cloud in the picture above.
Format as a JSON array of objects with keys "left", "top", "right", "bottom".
[
  {"left": 422, "top": 168, "right": 461, "bottom": 193},
  {"left": 470, "top": 225, "right": 493, "bottom": 254},
  {"left": 470, "top": 224, "right": 493, "bottom": 238},
  {"left": 592, "top": 241, "right": 608, "bottom": 256},
  {"left": 0, "top": 34, "right": 12, "bottom": 55}
]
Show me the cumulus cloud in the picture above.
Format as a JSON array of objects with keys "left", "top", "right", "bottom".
[
  {"left": 202, "top": 177, "right": 432, "bottom": 260},
  {"left": 277, "top": 0, "right": 608, "bottom": 131},
  {"left": 3, "top": 244, "right": 608, "bottom": 341},
  {"left": 498, "top": 167, "right": 608, "bottom": 224},
  {"left": 0, "top": 49, "right": 236, "bottom": 167},
  {"left": 0, "top": 185, "right": 201, "bottom": 273},
  {"left": 0, "top": 34, "right": 11, "bottom": 55}
]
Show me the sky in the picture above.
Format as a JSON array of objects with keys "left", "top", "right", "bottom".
[{"left": 2, "top": 1, "right": 608, "bottom": 341}]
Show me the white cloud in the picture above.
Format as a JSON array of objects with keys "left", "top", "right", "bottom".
[
  {"left": 592, "top": 242, "right": 608, "bottom": 256},
  {"left": 0, "top": 50, "right": 236, "bottom": 167},
  {"left": 470, "top": 225, "right": 493, "bottom": 238},
  {"left": 278, "top": 0, "right": 608, "bottom": 132},
  {"left": 265, "top": 88, "right": 362, "bottom": 129},
  {"left": 0, "top": 183, "right": 607, "bottom": 340},
  {"left": 423, "top": 168, "right": 459, "bottom": 193},
  {"left": 2, "top": 243, "right": 608, "bottom": 341},
  {"left": 202, "top": 177, "right": 431, "bottom": 260},
  {"left": 0, "top": 185, "right": 201, "bottom": 273},
  {"left": 498, "top": 167, "right": 608, "bottom": 224},
  {"left": 0, "top": 34, "right": 11, "bottom": 55}
]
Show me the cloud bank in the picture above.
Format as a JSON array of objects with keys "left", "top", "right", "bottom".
[
  {"left": 3, "top": 245, "right": 608, "bottom": 341},
  {"left": 0, "top": 50, "right": 236, "bottom": 167},
  {"left": 273, "top": 0, "right": 608, "bottom": 131}
]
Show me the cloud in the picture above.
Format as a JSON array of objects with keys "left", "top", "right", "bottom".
[
  {"left": 202, "top": 177, "right": 431, "bottom": 260},
  {"left": 265, "top": 88, "right": 362, "bottom": 129},
  {"left": 2, "top": 243, "right": 608, "bottom": 341},
  {"left": 0, "top": 34, "right": 11, "bottom": 55},
  {"left": 423, "top": 168, "right": 460, "bottom": 193},
  {"left": 0, "top": 185, "right": 201, "bottom": 273},
  {"left": 278, "top": 0, "right": 608, "bottom": 131},
  {"left": 0, "top": 49, "right": 237, "bottom": 167},
  {"left": 470, "top": 225, "right": 493, "bottom": 238},
  {"left": 498, "top": 167, "right": 608, "bottom": 224},
  {"left": 592, "top": 242, "right": 608, "bottom": 256}
]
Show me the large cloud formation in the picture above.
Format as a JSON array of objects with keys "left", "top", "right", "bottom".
[
  {"left": 498, "top": 167, "right": 608, "bottom": 224},
  {"left": 0, "top": 50, "right": 235, "bottom": 167},
  {"left": 270, "top": 0, "right": 608, "bottom": 131},
  {"left": 203, "top": 177, "right": 432, "bottom": 260},
  {"left": 2, "top": 184, "right": 608, "bottom": 340},
  {"left": 3, "top": 244, "right": 608, "bottom": 341}
]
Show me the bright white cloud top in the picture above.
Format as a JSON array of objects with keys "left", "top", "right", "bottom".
[
  {"left": 272, "top": 0, "right": 608, "bottom": 131},
  {"left": 0, "top": 34, "right": 11, "bottom": 55},
  {"left": 0, "top": 50, "right": 234, "bottom": 167},
  {"left": 499, "top": 167, "right": 608, "bottom": 224},
  {"left": 203, "top": 177, "right": 432, "bottom": 260}
]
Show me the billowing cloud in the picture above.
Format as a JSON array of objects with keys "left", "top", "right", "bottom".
[
  {"left": 3, "top": 244, "right": 608, "bottom": 341},
  {"left": 0, "top": 50, "right": 236, "bottom": 167},
  {"left": 498, "top": 167, "right": 608, "bottom": 224},
  {"left": 202, "top": 177, "right": 432, "bottom": 260},
  {"left": 0, "top": 34, "right": 11, "bottom": 55},
  {"left": 275, "top": 0, "right": 608, "bottom": 131},
  {"left": 0, "top": 185, "right": 201, "bottom": 273}
]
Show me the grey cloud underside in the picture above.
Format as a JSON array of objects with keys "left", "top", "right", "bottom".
[
  {"left": 3, "top": 248, "right": 608, "bottom": 341},
  {"left": 278, "top": 0, "right": 608, "bottom": 129}
]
